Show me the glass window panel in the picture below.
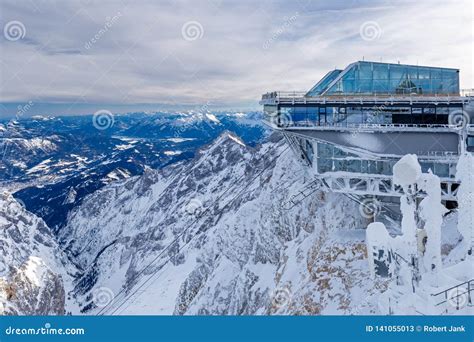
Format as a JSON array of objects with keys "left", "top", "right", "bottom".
[
  {"left": 347, "top": 113, "right": 363, "bottom": 124},
  {"left": 434, "top": 163, "right": 449, "bottom": 178},
  {"left": 307, "top": 107, "right": 318, "bottom": 122},
  {"left": 342, "top": 79, "right": 355, "bottom": 93},
  {"left": 346, "top": 159, "right": 362, "bottom": 173},
  {"left": 330, "top": 80, "right": 344, "bottom": 94},
  {"left": 373, "top": 64, "right": 389, "bottom": 80},
  {"left": 389, "top": 80, "right": 401, "bottom": 93},
  {"left": 358, "top": 62, "right": 373, "bottom": 79},
  {"left": 420, "top": 162, "right": 434, "bottom": 173},
  {"left": 334, "top": 159, "right": 347, "bottom": 171},
  {"left": 306, "top": 69, "right": 342, "bottom": 96},
  {"left": 344, "top": 66, "right": 356, "bottom": 79},
  {"left": 333, "top": 146, "right": 347, "bottom": 158},
  {"left": 318, "top": 143, "right": 333, "bottom": 158},
  {"left": 418, "top": 79, "right": 431, "bottom": 94},
  {"left": 368, "top": 160, "right": 378, "bottom": 174},
  {"left": 360, "top": 160, "right": 369, "bottom": 173},
  {"left": 436, "top": 107, "right": 449, "bottom": 114},
  {"left": 326, "top": 108, "right": 336, "bottom": 123},
  {"left": 373, "top": 79, "right": 390, "bottom": 93},
  {"left": 358, "top": 80, "right": 373, "bottom": 93},
  {"left": 431, "top": 68, "right": 442, "bottom": 80},
  {"left": 418, "top": 67, "right": 430, "bottom": 79},
  {"left": 292, "top": 107, "right": 306, "bottom": 122},
  {"left": 379, "top": 161, "right": 392, "bottom": 175},
  {"left": 407, "top": 66, "right": 418, "bottom": 80},
  {"left": 317, "top": 157, "right": 332, "bottom": 173},
  {"left": 389, "top": 65, "right": 405, "bottom": 82}
]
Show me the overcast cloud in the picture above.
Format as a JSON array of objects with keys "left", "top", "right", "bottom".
[{"left": 0, "top": 0, "right": 472, "bottom": 116}]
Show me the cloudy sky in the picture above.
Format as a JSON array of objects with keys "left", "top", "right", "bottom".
[{"left": 0, "top": 0, "right": 472, "bottom": 116}]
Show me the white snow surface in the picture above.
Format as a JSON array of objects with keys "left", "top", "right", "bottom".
[
  {"left": 393, "top": 154, "right": 421, "bottom": 187},
  {"left": 0, "top": 192, "right": 77, "bottom": 315},
  {"left": 369, "top": 154, "right": 473, "bottom": 315},
  {"left": 60, "top": 133, "right": 382, "bottom": 315},
  {"left": 456, "top": 152, "right": 474, "bottom": 252}
]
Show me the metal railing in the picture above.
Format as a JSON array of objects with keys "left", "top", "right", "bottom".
[
  {"left": 431, "top": 279, "right": 474, "bottom": 312},
  {"left": 261, "top": 91, "right": 306, "bottom": 100},
  {"left": 261, "top": 91, "right": 472, "bottom": 104}
]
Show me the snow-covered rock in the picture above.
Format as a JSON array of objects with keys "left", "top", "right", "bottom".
[
  {"left": 60, "top": 132, "right": 375, "bottom": 315},
  {"left": 0, "top": 192, "right": 76, "bottom": 315}
]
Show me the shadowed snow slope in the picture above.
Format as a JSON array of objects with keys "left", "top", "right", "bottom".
[{"left": 60, "top": 132, "right": 382, "bottom": 315}]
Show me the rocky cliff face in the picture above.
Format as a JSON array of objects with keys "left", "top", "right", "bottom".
[
  {"left": 59, "top": 133, "right": 380, "bottom": 315},
  {"left": 0, "top": 193, "right": 76, "bottom": 315}
]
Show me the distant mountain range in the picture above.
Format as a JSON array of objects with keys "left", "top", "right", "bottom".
[{"left": 0, "top": 111, "right": 268, "bottom": 232}]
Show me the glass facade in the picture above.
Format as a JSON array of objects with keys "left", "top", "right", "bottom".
[
  {"left": 306, "top": 69, "right": 342, "bottom": 96},
  {"left": 263, "top": 61, "right": 463, "bottom": 128},
  {"left": 318, "top": 61, "right": 460, "bottom": 96},
  {"left": 268, "top": 104, "right": 463, "bottom": 127},
  {"left": 263, "top": 61, "right": 465, "bottom": 187},
  {"left": 312, "top": 141, "right": 455, "bottom": 179}
]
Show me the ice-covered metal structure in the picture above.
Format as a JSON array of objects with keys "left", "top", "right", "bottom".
[{"left": 260, "top": 61, "right": 474, "bottom": 203}]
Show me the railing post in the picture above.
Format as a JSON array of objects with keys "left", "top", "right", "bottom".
[
  {"left": 469, "top": 281, "right": 472, "bottom": 305},
  {"left": 445, "top": 291, "right": 448, "bottom": 314},
  {"left": 456, "top": 288, "right": 460, "bottom": 310}
]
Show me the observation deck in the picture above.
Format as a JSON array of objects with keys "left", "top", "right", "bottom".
[{"left": 261, "top": 61, "right": 474, "bottom": 202}]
